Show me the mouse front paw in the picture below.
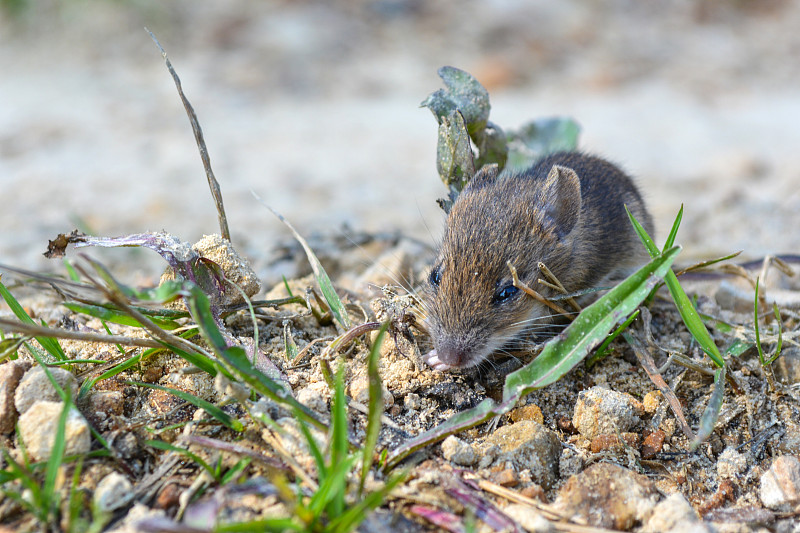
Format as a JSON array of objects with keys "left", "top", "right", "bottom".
[{"left": 424, "top": 349, "right": 451, "bottom": 371}]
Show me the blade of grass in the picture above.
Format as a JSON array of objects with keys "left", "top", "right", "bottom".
[
  {"left": 327, "top": 362, "right": 350, "bottom": 518},
  {"left": 63, "top": 301, "right": 180, "bottom": 330},
  {"left": 42, "top": 398, "right": 71, "bottom": 522},
  {"left": 626, "top": 207, "right": 725, "bottom": 368},
  {"left": 360, "top": 322, "right": 388, "bottom": 495}
]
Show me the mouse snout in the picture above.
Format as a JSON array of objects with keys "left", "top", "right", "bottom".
[{"left": 433, "top": 342, "right": 471, "bottom": 368}]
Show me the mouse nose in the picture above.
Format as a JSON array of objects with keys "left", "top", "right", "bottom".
[{"left": 435, "top": 342, "right": 470, "bottom": 368}]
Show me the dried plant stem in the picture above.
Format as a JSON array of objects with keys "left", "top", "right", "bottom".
[
  {"left": 537, "top": 261, "right": 581, "bottom": 312},
  {"left": 146, "top": 28, "right": 231, "bottom": 242},
  {"left": 507, "top": 262, "right": 573, "bottom": 319},
  {"left": 0, "top": 318, "right": 163, "bottom": 349}
]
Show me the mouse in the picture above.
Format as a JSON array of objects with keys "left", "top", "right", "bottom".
[{"left": 423, "top": 151, "right": 654, "bottom": 371}]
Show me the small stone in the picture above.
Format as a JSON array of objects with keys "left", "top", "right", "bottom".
[
  {"left": 642, "top": 390, "right": 662, "bottom": 413},
  {"left": 509, "top": 404, "right": 544, "bottom": 424},
  {"left": 503, "top": 504, "right": 554, "bottom": 532},
  {"left": 642, "top": 429, "right": 666, "bottom": 459},
  {"left": 295, "top": 384, "right": 329, "bottom": 414},
  {"left": 490, "top": 468, "right": 518, "bottom": 487},
  {"left": 154, "top": 483, "right": 182, "bottom": 510},
  {"left": 759, "top": 455, "right": 800, "bottom": 511},
  {"left": 572, "top": 386, "right": 644, "bottom": 440},
  {"left": 15, "top": 365, "right": 78, "bottom": 414},
  {"left": 589, "top": 432, "right": 639, "bottom": 453},
  {"left": 78, "top": 390, "right": 124, "bottom": 431},
  {"left": 554, "top": 462, "right": 658, "bottom": 529},
  {"left": 477, "top": 444, "right": 500, "bottom": 469},
  {"left": 441, "top": 435, "right": 477, "bottom": 466},
  {"left": 484, "top": 420, "right": 562, "bottom": 489},
  {"left": 403, "top": 393, "right": 421, "bottom": 411},
  {"left": 94, "top": 472, "right": 133, "bottom": 512},
  {"left": 642, "top": 493, "right": 711, "bottom": 533},
  {"left": 559, "top": 447, "right": 583, "bottom": 478},
  {"left": 0, "top": 360, "right": 31, "bottom": 434},
  {"left": 717, "top": 447, "right": 747, "bottom": 480},
  {"left": 17, "top": 400, "right": 91, "bottom": 461},
  {"left": 349, "top": 375, "right": 393, "bottom": 411},
  {"left": 773, "top": 346, "right": 800, "bottom": 385}
]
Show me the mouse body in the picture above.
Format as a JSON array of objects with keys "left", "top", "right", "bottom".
[{"left": 424, "top": 151, "right": 654, "bottom": 371}]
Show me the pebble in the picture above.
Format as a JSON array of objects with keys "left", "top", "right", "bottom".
[
  {"left": 484, "top": 420, "right": 561, "bottom": 489},
  {"left": 642, "top": 390, "right": 662, "bottom": 413},
  {"left": 502, "top": 504, "right": 554, "bottom": 532},
  {"left": 348, "top": 375, "right": 394, "bottom": 411},
  {"left": 589, "top": 432, "right": 639, "bottom": 453},
  {"left": 642, "top": 429, "right": 666, "bottom": 459},
  {"left": 0, "top": 360, "right": 31, "bottom": 434},
  {"left": 572, "top": 386, "right": 644, "bottom": 440},
  {"left": 78, "top": 390, "right": 124, "bottom": 431},
  {"left": 716, "top": 447, "right": 748, "bottom": 480},
  {"left": 94, "top": 471, "right": 134, "bottom": 512},
  {"left": 553, "top": 462, "right": 658, "bottom": 529},
  {"left": 759, "top": 455, "right": 800, "bottom": 511},
  {"left": 17, "top": 400, "right": 91, "bottom": 461},
  {"left": 440, "top": 435, "right": 477, "bottom": 466},
  {"left": 642, "top": 493, "right": 712, "bottom": 533},
  {"left": 558, "top": 447, "right": 583, "bottom": 478},
  {"left": 509, "top": 403, "right": 544, "bottom": 424},
  {"left": 14, "top": 365, "right": 78, "bottom": 414}
]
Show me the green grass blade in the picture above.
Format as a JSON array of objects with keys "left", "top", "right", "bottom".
[
  {"left": 308, "top": 456, "right": 359, "bottom": 517},
  {"left": 360, "top": 322, "right": 388, "bottom": 495},
  {"left": 295, "top": 413, "right": 327, "bottom": 480},
  {"left": 78, "top": 350, "right": 147, "bottom": 399},
  {"left": 327, "top": 362, "right": 350, "bottom": 517},
  {"left": 662, "top": 204, "right": 684, "bottom": 251},
  {"left": 63, "top": 302, "right": 180, "bottom": 330},
  {"left": 331, "top": 470, "right": 407, "bottom": 533},
  {"left": 0, "top": 278, "right": 67, "bottom": 361},
  {"left": 754, "top": 277, "right": 766, "bottom": 365},
  {"left": 42, "top": 399, "right": 71, "bottom": 520},
  {"left": 132, "top": 382, "right": 244, "bottom": 432},
  {"left": 586, "top": 309, "right": 639, "bottom": 369},
  {"left": 627, "top": 207, "right": 725, "bottom": 368}
]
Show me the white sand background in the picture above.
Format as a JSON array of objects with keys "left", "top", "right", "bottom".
[{"left": 1, "top": 1, "right": 799, "bottom": 285}]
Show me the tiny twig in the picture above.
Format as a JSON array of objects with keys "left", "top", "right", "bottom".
[
  {"left": 507, "top": 262, "right": 572, "bottom": 319},
  {"left": 146, "top": 28, "right": 231, "bottom": 242},
  {"left": 0, "top": 318, "right": 163, "bottom": 349},
  {"left": 538, "top": 261, "right": 581, "bottom": 312}
]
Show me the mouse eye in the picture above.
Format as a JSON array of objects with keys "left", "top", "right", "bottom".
[
  {"left": 429, "top": 266, "right": 442, "bottom": 288},
  {"left": 493, "top": 284, "right": 519, "bottom": 304}
]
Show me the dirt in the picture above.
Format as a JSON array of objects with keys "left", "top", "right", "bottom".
[{"left": 2, "top": 1, "right": 800, "bottom": 532}]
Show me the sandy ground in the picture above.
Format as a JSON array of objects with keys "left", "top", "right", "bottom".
[{"left": 2, "top": 0, "right": 800, "bottom": 283}]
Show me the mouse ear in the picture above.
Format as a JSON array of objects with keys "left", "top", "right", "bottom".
[
  {"left": 543, "top": 165, "right": 582, "bottom": 239},
  {"left": 465, "top": 163, "right": 500, "bottom": 191}
]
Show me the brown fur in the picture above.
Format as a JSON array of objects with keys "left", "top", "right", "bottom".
[{"left": 424, "top": 151, "right": 654, "bottom": 370}]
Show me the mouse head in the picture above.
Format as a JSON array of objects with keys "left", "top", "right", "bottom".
[{"left": 424, "top": 163, "right": 583, "bottom": 370}]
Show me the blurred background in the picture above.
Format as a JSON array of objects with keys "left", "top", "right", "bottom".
[{"left": 1, "top": 0, "right": 799, "bottom": 284}]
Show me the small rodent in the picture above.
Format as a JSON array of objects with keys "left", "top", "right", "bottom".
[{"left": 424, "top": 151, "right": 654, "bottom": 371}]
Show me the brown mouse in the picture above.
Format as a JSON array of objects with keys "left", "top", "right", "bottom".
[{"left": 423, "top": 151, "right": 654, "bottom": 371}]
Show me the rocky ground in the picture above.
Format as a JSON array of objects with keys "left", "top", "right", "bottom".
[{"left": 2, "top": 1, "right": 800, "bottom": 532}]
